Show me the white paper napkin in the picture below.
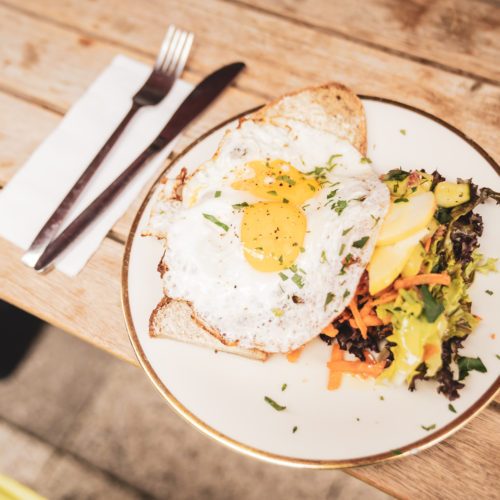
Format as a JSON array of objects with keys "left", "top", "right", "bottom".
[{"left": 0, "top": 55, "right": 193, "bottom": 276}]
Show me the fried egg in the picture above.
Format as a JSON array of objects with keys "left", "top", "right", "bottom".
[{"left": 147, "top": 118, "right": 389, "bottom": 353}]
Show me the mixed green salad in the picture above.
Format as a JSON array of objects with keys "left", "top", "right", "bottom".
[{"left": 322, "top": 169, "right": 498, "bottom": 399}]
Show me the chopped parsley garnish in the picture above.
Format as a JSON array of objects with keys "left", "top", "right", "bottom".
[
  {"left": 370, "top": 214, "right": 380, "bottom": 228},
  {"left": 457, "top": 356, "right": 487, "bottom": 380},
  {"left": 202, "top": 213, "right": 229, "bottom": 232},
  {"left": 267, "top": 190, "right": 278, "bottom": 196},
  {"left": 264, "top": 396, "right": 286, "bottom": 411},
  {"left": 384, "top": 169, "right": 409, "bottom": 181},
  {"left": 292, "top": 426, "right": 298, "bottom": 433},
  {"left": 214, "top": 190, "right": 221, "bottom": 198},
  {"left": 324, "top": 292, "right": 335, "bottom": 310},
  {"left": 497, "top": 355, "right": 500, "bottom": 360},
  {"left": 343, "top": 290, "right": 350, "bottom": 299},
  {"left": 342, "top": 226, "right": 353, "bottom": 236},
  {"left": 283, "top": 198, "right": 289, "bottom": 203},
  {"left": 448, "top": 404, "right": 457, "bottom": 413},
  {"left": 353, "top": 236, "right": 369, "bottom": 248},
  {"left": 339, "top": 243, "right": 345, "bottom": 256},
  {"left": 278, "top": 272, "right": 288, "bottom": 281},
  {"left": 308, "top": 183, "right": 316, "bottom": 191},
  {"left": 380, "top": 395, "right": 384, "bottom": 401},
  {"left": 485, "top": 290, "right": 494, "bottom": 295},
  {"left": 272, "top": 308, "right": 284, "bottom": 317},
  {"left": 278, "top": 255, "right": 283, "bottom": 264},
  {"left": 232, "top": 202, "right": 249, "bottom": 210},
  {"left": 391, "top": 449, "right": 403, "bottom": 456},
  {"left": 281, "top": 383, "right": 287, "bottom": 391},
  {"left": 420, "top": 285, "right": 444, "bottom": 323},
  {"left": 277, "top": 175, "right": 296, "bottom": 186},
  {"left": 300, "top": 246, "right": 305, "bottom": 253},
  {"left": 292, "top": 274, "right": 304, "bottom": 289},
  {"left": 421, "top": 424, "right": 436, "bottom": 431},
  {"left": 321, "top": 250, "right": 328, "bottom": 264},
  {"left": 360, "top": 157, "right": 372, "bottom": 164},
  {"left": 400, "top": 129, "right": 407, "bottom": 135},
  {"left": 394, "top": 197, "right": 409, "bottom": 203},
  {"left": 331, "top": 199, "right": 348, "bottom": 215}
]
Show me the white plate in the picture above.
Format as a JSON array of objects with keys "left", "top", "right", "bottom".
[{"left": 122, "top": 97, "right": 500, "bottom": 467}]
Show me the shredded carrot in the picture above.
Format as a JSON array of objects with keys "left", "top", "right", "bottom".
[
  {"left": 328, "top": 360, "right": 386, "bottom": 377},
  {"left": 423, "top": 343, "right": 439, "bottom": 361},
  {"left": 424, "top": 237, "right": 432, "bottom": 253},
  {"left": 394, "top": 273, "right": 451, "bottom": 289},
  {"left": 349, "top": 299, "right": 368, "bottom": 339},
  {"left": 362, "top": 313, "right": 383, "bottom": 327},
  {"left": 370, "top": 291, "right": 398, "bottom": 306},
  {"left": 327, "top": 344, "right": 344, "bottom": 390},
  {"left": 321, "top": 323, "right": 338, "bottom": 338},
  {"left": 491, "top": 333, "right": 496, "bottom": 340},
  {"left": 363, "top": 350, "right": 376, "bottom": 363},
  {"left": 287, "top": 345, "right": 304, "bottom": 363}
]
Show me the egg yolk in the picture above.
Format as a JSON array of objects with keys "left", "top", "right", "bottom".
[
  {"left": 233, "top": 159, "right": 319, "bottom": 272},
  {"left": 241, "top": 202, "right": 306, "bottom": 272},
  {"left": 232, "top": 159, "right": 319, "bottom": 205}
]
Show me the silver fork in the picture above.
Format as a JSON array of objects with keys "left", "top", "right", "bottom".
[{"left": 22, "top": 25, "right": 194, "bottom": 268}]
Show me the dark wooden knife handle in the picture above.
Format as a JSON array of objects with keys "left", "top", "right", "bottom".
[
  {"left": 27, "top": 102, "right": 140, "bottom": 253},
  {"left": 34, "top": 145, "right": 157, "bottom": 270}
]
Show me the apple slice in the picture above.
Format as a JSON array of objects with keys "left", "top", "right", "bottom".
[
  {"left": 376, "top": 192, "right": 436, "bottom": 246},
  {"left": 368, "top": 230, "right": 428, "bottom": 295}
]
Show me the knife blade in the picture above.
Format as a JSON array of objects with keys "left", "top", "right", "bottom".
[{"left": 33, "top": 62, "right": 245, "bottom": 272}]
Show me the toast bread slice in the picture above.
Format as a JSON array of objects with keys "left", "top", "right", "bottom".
[
  {"left": 148, "top": 82, "right": 367, "bottom": 358},
  {"left": 150, "top": 297, "right": 268, "bottom": 360}
]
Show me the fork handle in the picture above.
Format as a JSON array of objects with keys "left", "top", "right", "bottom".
[{"left": 23, "top": 101, "right": 141, "bottom": 265}]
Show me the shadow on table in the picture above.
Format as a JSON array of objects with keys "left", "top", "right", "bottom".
[{"left": 0, "top": 301, "right": 44, "bottom": 379}]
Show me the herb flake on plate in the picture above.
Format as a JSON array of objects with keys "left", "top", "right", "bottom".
[
  {"left": 448, "top": 404, "right": 457, "bottom": 413},
  {"left": 264, "top": 396, "right": 286, "bottom": 411},
  {"left": 457, "top": 356, "right": 487, "bottom": 380},
  {"left": 421, "top": 424, "right": 436, "bottom": 431}
]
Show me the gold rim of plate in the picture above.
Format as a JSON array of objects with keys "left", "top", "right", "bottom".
[{"left": 121, "top": 97, "right": 500, "bottom": 469}]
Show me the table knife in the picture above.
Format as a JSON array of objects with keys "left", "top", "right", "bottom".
[{"left": 33, "top": 61, "right": 245, "bottom": 272}]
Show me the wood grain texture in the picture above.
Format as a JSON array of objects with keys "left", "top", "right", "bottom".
[
  {"left": 0, "top": 236, "right": 136, "bottom": 364},
  {"left": 0, "top": 0, "right": 499, "bottom": 497},
  {"left": 1, "top": 0, "right": 499, "bottom": 163},
  {"left": 0, "top": 92, "right": 60, "bottom": 183},
  {"left": 348, "top": 403, "right": 500, "bottom": 499},
  {"left": 241, "top": 0, "right": 500, "bottom": 83}
]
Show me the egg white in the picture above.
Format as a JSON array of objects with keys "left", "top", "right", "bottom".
[{"left": 148, "top": 119, "right": 389, "bottom": 352}]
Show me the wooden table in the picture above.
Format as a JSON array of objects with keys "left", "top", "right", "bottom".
[{"left": 1, "top": 1, "right": 498, "bottom": 497}]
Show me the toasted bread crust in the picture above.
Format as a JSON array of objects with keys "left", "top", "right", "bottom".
[
  {"left": 253, "top": 82, "right": 366, "bottom": 155},
  {"left": 149, "top": 296, "right": 267, "bottom": 360}
]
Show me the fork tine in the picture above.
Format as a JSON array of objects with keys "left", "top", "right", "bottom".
[
  {"left": 164, "top": 31, "right": 187, "bottom": 75},
  {"left": 173, "top": 32, "right": 194, "bottom": 78},
  {"left": 154, "top": 25, "right": 176, "bottom": 70},
  {"left": 159, "top": 28, "right": 182, "bottom": 73}
]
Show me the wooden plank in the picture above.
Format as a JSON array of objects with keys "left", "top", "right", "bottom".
[
  {"left": 0, "top": 235, "right": 136, "bottom": 364},
  {"left": 348, "top": 404, "right": 500, "bottom": 499},
  {"left": 1, "top": 0, "right": 499, "bottom": 170},
  {"left": 0, "top": 92, "right": 60, "bottom": 183},
  {"left": 242, "top": 0, "right": 500, "bottom": 84}
]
